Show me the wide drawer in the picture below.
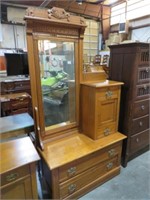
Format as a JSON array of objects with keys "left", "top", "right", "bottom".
[
  {"left": 14, "top": 81, "right": 30, "bottom": 90},
  {"left": 59, "top": 157, "right": 119, "bottom": 199},
  {"left": 1, "top": 165, "right": 29, "bottom": 187},
  {"left": 58, "top": 142, "right": 121, "bottom": 183},
  {"left": 131, "top": 115, "right": 149, "bottom": 135},
  {"left": 130, "top": 129, "right": 150, "bottom": 154},
  {"left": 133, "top": 99, "right": 149, "bottom": 118},
  {"left": 97, "top": 86, "right": 120, "bottom": 99}
]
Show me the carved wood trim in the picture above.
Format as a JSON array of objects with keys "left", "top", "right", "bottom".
[{"left": 25, "top": 7, "right": 86, "bottom": 28}]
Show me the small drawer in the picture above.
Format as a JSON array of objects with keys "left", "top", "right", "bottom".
[
  {"left": 97, "top": 123, "right": 116, "bottom": 139},
  {"left": 138, "top": 67, "right": 150, "bottom": 83},
  {"left": 131, "top": 115, "right": 149, "bottom": 135},
  {"left": 133, "top": 99, "right": 149, "bottom": 118},
  {"left": 97, "top": 86, "right": 120, "bottom": 99},
  {"left": 59, "top": 157, "right": 119, "bottom": 199},
  {"left": 58, "top": 143, "right": 121, "bottom": 183},
  {"left": 1, "top": 165, "right": 29, "bottom": 186},
  {"left": 130, "top": 129, "right": 150, "bottom": 154},
  {"left": 136, "top": 84, "right": 150, "bottom": 98}
]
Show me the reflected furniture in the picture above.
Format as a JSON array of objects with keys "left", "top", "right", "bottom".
[
  {"left": 0, "top": 92, "right": 31, "bottom": 117},
  {"left": 25, "top": 7, "right": 126, "bottom": 199},
  {"left": 0, "top": 77, "right": 31, "bottom": 95},
  {"left": 0, "top": 113, "right": 34, "bottom": 141},
  {"left": 109, "top": 42, "right": 150, "bottom": 167},
  {"left": 0, "top": 137, "right": 40, "bottom": 199}
]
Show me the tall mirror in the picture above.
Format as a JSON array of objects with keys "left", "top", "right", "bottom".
[
  {"left": 25, "top": 7, "right": 86, "bottom": 143},
  {"left": 38, "top": 39, "right": 76, "bottom": 128}
]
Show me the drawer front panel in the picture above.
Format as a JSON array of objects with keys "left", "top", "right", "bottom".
[
  {"left": 138, "top": 67, "right": 150, "bottom": 83},
  {"left": 133, "top": 99, "right": 149, "bottom": 118},
  {"left": 59, "top": 143, "right": 121, "bottom": 183},
  {"left": 97, "top": 123, "right": 116, "bottom": 139},
  {"left": 136, "top": 84, "right": 150, "bottom": 99},
  {"left": 131, "top": 115, "right": 149, "bottom": 135},
  {"left": 59, "top": 157, "right": 119, "bottom": 199},
  {"left": 15, "top": 81, "right": 30, "bottom": 90},
  {"left": 97, "top": 86, "right": 119, "bottom": 99},
  {"left": 130, "top": 129, "right": 150, "bottom": 154},
  {"left": 1, "top": 165, "right": 29, "bottom": 186}
]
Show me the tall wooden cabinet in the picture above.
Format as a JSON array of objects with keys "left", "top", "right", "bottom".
[
  {"left": 25, "top": 7, "right": 126, "bottom": 199},
  {"left": 109, "top": 42, "right": 150, "bottom": 167}
]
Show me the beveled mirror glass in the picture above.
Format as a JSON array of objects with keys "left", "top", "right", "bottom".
[{"left": 38, "top": 39, "right": 76, "bottom": 128}]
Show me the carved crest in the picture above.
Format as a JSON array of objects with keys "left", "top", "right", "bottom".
[{"left": 48, "top": 7, "right": 70, "bottom": 21}]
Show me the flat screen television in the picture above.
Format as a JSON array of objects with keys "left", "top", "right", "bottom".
[{"left": 5, "top": 52, "right": 29, "bottom": 77}]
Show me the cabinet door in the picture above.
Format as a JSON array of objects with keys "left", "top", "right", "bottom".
[
  {"left": 1, "top": 176, "right": 33, "bottom": 199},
  {"left": 97, "top": 96, "right": 119, "bottom": 138}
]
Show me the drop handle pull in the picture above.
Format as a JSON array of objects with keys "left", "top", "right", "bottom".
[
  {"left": 108, "top": 149, "right": 115, "bottom": 157},
  {"left": 139, "top": 121, "right": 143, "bottom": 126},
  {"left": 107, "top": 162, "right": 113, "bottom": 170},
  {"left": 105, "top": 91, "right": 113, "bottom": 98},
  {"left": 67, "top": 167, "right": 76, "bottom": 177},
  {"left": 68, "top": 184, "right": 76, "bottom": 194},
  {"left": 141, "top": 105, "right": 145, "bottom": 110}
]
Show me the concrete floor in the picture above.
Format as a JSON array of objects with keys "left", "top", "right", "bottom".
[{"left": 38, "top": 150, "right": 150, "bottom": 200}]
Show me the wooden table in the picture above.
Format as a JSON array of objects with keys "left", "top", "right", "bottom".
[
  {"left": 0, "top": 113, "right": 34, "bottom": 141},
  {"left": 0, "top": 92, "right": 31, "bottom": 117},
  {"left": 0, "top": 137, "right": 40, "bottom": 199}
]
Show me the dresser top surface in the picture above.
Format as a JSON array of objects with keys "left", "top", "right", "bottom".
[
  {"left": 39, "top": 132, "right": 126, "bottom": 169},
  {"left": 81, "top": 80, "right": 124, "bottom": 88},
  {"left": 0, "top": 137, "right": 40, "bottom": 174}
]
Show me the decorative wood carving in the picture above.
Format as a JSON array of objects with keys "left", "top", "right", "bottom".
[{"left": 25, "top": 7, "right": 86, "bottom": 27}]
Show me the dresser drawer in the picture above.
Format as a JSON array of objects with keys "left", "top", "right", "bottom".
[
  {"left": 14, "top": 81, "right": 30, "bottom": 90},
  {"left": 1, "top": 165, "right": 30, "bottom": 187},
  {"left": 97, "top": 86, "right": 120, "bottom": 99},
  {"left": 97, "top": 123, "right": 116, "bottom": 138},
  {"left": 58, "top": 143, "right": 121, "bottom": 183},
  {"left": 59, "top": 157, "right": 119, "bottom": 199},
  {"left": 133, "top": 99, "right": 149, "bottom": 118},
  {"left": 136, "top": 84, "right": 150, "bottom": 99},
  {"left": 131, "top": 115, "right": 149, "bottom": 135},
  {"left": 138, "top": 67, "right": 150, "bottom": 83},
  {"left": 130, "top": 129, "right": 150, "bottom": 154}
]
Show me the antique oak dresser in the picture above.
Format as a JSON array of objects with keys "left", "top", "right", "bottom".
[{"left": 25, "top": 7, "right": 126, "bottom": 199}]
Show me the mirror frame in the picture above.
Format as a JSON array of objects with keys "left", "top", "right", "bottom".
[{"left": 25, "top": 7, "right": 86, "bottom": 144}]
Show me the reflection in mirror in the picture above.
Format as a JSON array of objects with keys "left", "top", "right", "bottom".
[{"left": 38, "top": 40, "right": 75, "bottom": 128}]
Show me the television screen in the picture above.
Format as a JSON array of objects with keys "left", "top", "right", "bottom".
[{"left": 5, "top": 53, "right": 29, "bottom": 76}]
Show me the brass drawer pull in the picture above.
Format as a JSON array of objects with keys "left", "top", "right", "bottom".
[
  {"left": 108, "top": 149, "right": 115, "bottom": 157},
  {"left": 104, "top": 128, "right": 110, "bottom": 136},
  {"left": 68, "top": 184, "right": 76, "bottom": 194},
  {"left": 6, "top": 173, "right": 19, "bottom": 182},
  {"left": 139, "top": 121, "right": 143, "bottom": 126},
  {"left": 107, "top": 162, "right": 113, "bottom": 170},
  {"left": 136, "top": 138, "right": 139, "bottom": 143},
  {"left": 105, "top": 91, "right": 113, "bottom": 98},
  {"left": 146, "top": 68, "right": 149, "bottom": 72},
  {"left": 67, "top": 167, "right": 76, "bottom": 177},
  {"left": 141, "top": 105, "right": 145, "bottom": 110}
]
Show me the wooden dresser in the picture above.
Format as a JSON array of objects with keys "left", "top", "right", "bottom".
[
  {"left": 39, "top": 132, "right": 126, "bottom": 199},
  {"left": 24, "top": 7, "right": 126, "bottom": 199},
  {"left": 0, "top": 137, "right": 40, "bottom": 199},
  {"left": 109, "top": 42, "right": 150, "bottom": 167},
  {"left": 0, "top": 77, "right": 31, "bottom": 95}
]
